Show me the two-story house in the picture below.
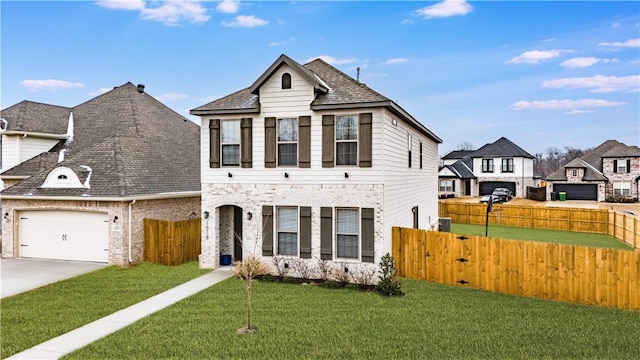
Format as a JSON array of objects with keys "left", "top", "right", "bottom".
[
  {"left": 438, "top": 137, "right": 536, "bottom": 198},
  {"left": 190, "top": 54, "right": 442, "bottom": 269},
  {"left": 546, "top": 140, "right": 640, "bottom": 201},
  {"left": 1, "top": 83, "right": 201, "bottom": 265}
]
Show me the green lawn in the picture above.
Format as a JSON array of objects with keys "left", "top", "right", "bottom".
[
  {"left": 64, "top": 277, "right": 640, "bottom": 360},
  {"left": 451, "top": 223, "right": 634, "bottom": 250},
  {"left": 0, "top": 262, "right": 210, "bottom": 358}
]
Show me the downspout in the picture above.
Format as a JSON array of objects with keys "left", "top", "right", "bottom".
[{"left": 128, "top": 199, "right": 136, "bottom": 263}]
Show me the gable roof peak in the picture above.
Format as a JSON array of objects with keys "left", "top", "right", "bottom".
[{"left": 249, "top": 54, "right": 329, "bottom": 95}]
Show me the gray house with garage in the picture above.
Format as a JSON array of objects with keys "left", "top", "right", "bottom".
[
  {"left": 438, "top": 137, "right": 536, "bottom": 198},
  {"left": 0, "top": 83, "right": 201, "bottom": 265}
]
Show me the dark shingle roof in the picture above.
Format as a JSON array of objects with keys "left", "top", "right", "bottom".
[
  {"left": 1, "top": 82, "right": 200, "bottom": 198},
  {"left": 471, "top": 137, "right": 534, "bottom": 159},
  {"left": 440, "top": 159, "right": 475, "bottom": 179},
  {"left": 442, "top": 150, "right": 474, "bottom": 160},
  {"left": 0, "top": 101, "right": 71, "bottom": 134},
  {"left": 601, "top": 143, "right": 640, "bottom": 158},
  {"left": 546, "top": 158, "right": 608, "bottom": 181},
  {"left": 190, "top": 54, "right": 441, "bottom": 143},
  {"left": 1, "top": 152, "right": 60, "bottom": 177}
]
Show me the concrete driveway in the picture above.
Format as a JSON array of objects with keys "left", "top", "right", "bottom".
[{"left": 1, "top": 258, "right": 108, "bottom": 298}]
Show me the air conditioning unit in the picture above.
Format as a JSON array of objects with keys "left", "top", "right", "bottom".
[{"left": 439, "top": 217, "right": 451, "bottom": 232}]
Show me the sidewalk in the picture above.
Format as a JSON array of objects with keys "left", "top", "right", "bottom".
[{"left": 7, "top": 268, "right": 235, "bottom": 360}]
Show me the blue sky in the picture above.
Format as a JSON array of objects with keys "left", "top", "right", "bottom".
[{"left": 1, "top": 0, "right": 638, "bottom": 157}]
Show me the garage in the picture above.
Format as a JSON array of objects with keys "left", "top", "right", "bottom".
[
  {"left": 19, "top": 210, "right": 110, "bottom": 263},
  {"left": 552, "top": 184, "right": 598, "bottom": 201},
  {"left": 479, "top": 181, "right": 516, "bottom": 196}
]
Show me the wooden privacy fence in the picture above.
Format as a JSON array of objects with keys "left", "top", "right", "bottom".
[
  {"left": 439, "top": 202, "right": 640, "bottom": 250},
  {"left": 392, "top": 227, "right": 640, "bottom": 311},
  {"left": 143, "top": 218, "right": 201, "bottom": 266}
]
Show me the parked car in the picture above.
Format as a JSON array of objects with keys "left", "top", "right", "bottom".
[
  {"left": 480, "top": 194, "right": 501, "bottom": 204},
  {"left": 492, "top": 188, "right": 513, "bottom": 202}
]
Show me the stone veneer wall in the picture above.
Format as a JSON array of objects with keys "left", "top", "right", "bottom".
[
  {"left": 1, "top": 196, "right": 200, "bottom": 266},
  {"left": 200, "top": 183, "right": 384, "bottom": 269}
]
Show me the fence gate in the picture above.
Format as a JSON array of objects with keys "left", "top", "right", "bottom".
[{"left": 143, "top": 218, "right": 201, "bottom": 266}]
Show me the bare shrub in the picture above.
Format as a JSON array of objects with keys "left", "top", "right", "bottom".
[
  {"left": 330, "top": 263, "right": 351, "bottom": 284},
  {"left": 271, "top": 255, "right": 287, "bottom": 277},
  {"left": 289, "top": 258, "right": 315, "bottom": 280},
  {"left": 234, "top": 256, "right": 268, "bottom": 332},
  {"left": 351, "top": 265, "right": 376, "bottom": 286},
  {"left": 316, "top": 257, "right": 330, "bottom": 281}
]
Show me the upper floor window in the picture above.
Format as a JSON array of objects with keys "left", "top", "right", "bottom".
[
  {"left": 615, "top": 159, "right": 628, "bottom": 173},
  {"left": 281, "top": 73, "right": 292, "bottom": 89},
  {"left": 336, "top": 208, "right": 359, "bottom": 259},
  {"left": 335, "top": 115, "right": 358, "bottom": 166},
  {"left": 501, "top": 158, "right": 514, "bottom": 173},
  {"left": 221, "top": 120, "right": 240, "bottom": 166},
  {"left": 278, "top": 118, "right": 297, "bottom": 166},
  {"left": 407, "top": 133, "right": 413, "bottom": 168},
  {"left": 482, "top": 159, "right": 494, "bottom": 173},
  {"left": 419, "top": 141, "right": 423, "bottom": 169},
  {"left": 277, "top": 207, "right": 298, "bottom": 256},
  {"left": 572, "top": 169, "right": 578, "bottom": 177}
]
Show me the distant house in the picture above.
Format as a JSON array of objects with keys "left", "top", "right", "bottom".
[
  {"left": 546, "top": 140, "right": 640, "bottom": 201},
  {"left": 190, "top": 54, "right": 442, "bottom": 269},
  {"left": 0, "top": 83, "right": 201, "bottom": 265},
  {"left": 438, "top": 137, "right": 536, "bottom": 198}
]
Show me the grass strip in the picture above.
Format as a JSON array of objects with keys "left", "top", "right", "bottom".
[
  {"left": 451, "top": 223, "right": 634, "bottom": 250},
  {"left": 1, "top": 261, "right": 210, "bottom": 358},
  {"left": 66, "top": 277, "right": 640, "bottom": 360}
]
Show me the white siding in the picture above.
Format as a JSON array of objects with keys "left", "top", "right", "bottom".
[
  {"left": 473, "top": 156, "right": 535, "bottom": 196},
  {"left": 20, "top": 136, "right": 59, "bottom": 162},
  {"left": 381, "top": 111, "right": 439, "bottom": 255},
  {"left": 1, "top": 135, "right": 20, "bottom": 173}
]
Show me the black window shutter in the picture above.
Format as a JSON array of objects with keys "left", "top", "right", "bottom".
[
  {"left": 359, "top": 112, "right": 372, "bottom": 167},
  {"left": 320, "top": 207, "right": 333, "bottom": 260},
  {"left": 361, "top": 208, "right": 375, "bottom": 263},
  {"left": 452, "top": 180, "right": 456, "bottom": 192},
  {"left": 613, "top": 159, "right": 618, "bottom": 173},
  {"left": 209, "top": 119, "right": 220, "bottom": 168},
  {"left": 241, "top": 118, "right": 252, "bottom": 168},
  {"left": 322, "top": 115, "right": 335, "bottom": 168},
  {"left": 299, "top": 206, "right": 312, "bottom": 258},
  {"left": 264, "top": 117, "right": 277, "bottom": 168},
  {"left": 298, "top": 116, "right": 311, "bottom": 168},
  {"left": 262, "top": 206, "right": 274, "bottom": 256},
  {"left": 627, "top": 159, "right": 631, "bottom": 173}
]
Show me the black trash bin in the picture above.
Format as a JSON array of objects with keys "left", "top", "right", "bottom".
[{"left": 551, "top": 192, "right": 557, "bottom": 201}]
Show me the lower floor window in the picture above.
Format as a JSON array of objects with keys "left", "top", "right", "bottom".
[
  {"left": 277, "top": 207, "right": 298, "bottom": 255},
  {"left": 439, "top": 179, "right": 453, "bottom": 192},
  {"left": 336, "top": 208, "right": 359, "bottom": 259},
  {"left": 613, "top": 181, "right": 631, "bottom": 196}
]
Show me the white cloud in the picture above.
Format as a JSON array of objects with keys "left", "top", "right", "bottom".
[
  {"left": 401, "top": 19, "right": 414, "bottom": 25},
  {"left": 415, "top": 0, "right": 473, "bottom": 19},
  {"left": 217, "top": 0, "right": 239, "bottom": 14},
  {"left": 510, "top": 99, "right": 626, "bottom": 111},
  {"left": 506, "top": 49, "right": 568, "bottom": 65},
  {"left": 157, "top": 93, "right": 188, "bottom": 101},
  {"left": 612, "top": 22, "right": 621, "bottom": 29},
  {"left": 308, "top": 55, "right": 357, "bottom": 65},
  {"left": 222, "top": 15, "right": 268, "bottom": 28},
  {"left": 20, "top": 79, "right": 84, "bottom": 92},
  {"left": 89, "top": 87, "right": 112, "bottom": 96},
  {"left": 565, "top": 109, "right": 591, "bottom": 115},
  {"left": 543, "top": 75, "right": 640, "bottom": 93},
  {"left": 96, "top": 0, "right": 210, "bottom": 25},
  {"left": 598, "top": 38, "right": 640, "bottom": 49},
  {"left": 384, "top": 58, "right": 408, "bottom": 65},
  {"left": 269, "top": 37, "right": 296, "bottom": 47},
  {"left": 560, "top": 57, "right": 618, "bottom": 69}
]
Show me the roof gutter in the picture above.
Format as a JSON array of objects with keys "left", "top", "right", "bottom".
[
  {"left": 0, "top": 191, "right": 201, "bottom": 202},
  {"left": 1, "top": 130, "right": 68, "bottom": 140},
  {"left": 190, "top": 108, "right": 260, "bottom": 116}
]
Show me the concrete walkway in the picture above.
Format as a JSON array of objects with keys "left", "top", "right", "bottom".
[{"left": 7, "top": 268, "right": 234, "bottom": 360}]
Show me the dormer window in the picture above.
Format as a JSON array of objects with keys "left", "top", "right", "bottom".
[
  {"left": 572, "top": 169, "right": 578, "bottom": 177},
  {"left": 282, "top": 73, "right": 292, "bottom": 89},
  {"left": 41, "top": 166, "right": 85, "bottom": 188},
  {"left": 57, "top": 174, "right": 68, "bottom": 180}
]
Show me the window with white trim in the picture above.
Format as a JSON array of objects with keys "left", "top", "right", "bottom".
[
  {"left": 277, "top": 118, "right": 297, "bottom": 166},
  {"left": 501, "top": 158, "right": 514, "bottom": 173},
  {"left": 613, "top": 182, "right": 631, "bottom": 196},
  {"left": 616, "top": 160, "right": 627, "bottom": 173},
  {"left": 336, "top": 208, "right": 359, "bottom": 259},
  {"left": 221, "top": 120, "right": 240, "bottom": 166},
  {"left": 482, "top": 159, "right": 494, "bottom": 173},
  {"left": 335, "top": 115, "right": 358, "bottom": 165},
  {"left": 282, "top": 73, "right": 292, "bottom": 89},
  {"left": 277, "top": 207, "right": 298, "bottom": 256},
  {"left": 407, "top": 133, "right": 413, "bottom": 168},
  {"left": 439, "top": 179, "right": 453, "bottom": 192}
]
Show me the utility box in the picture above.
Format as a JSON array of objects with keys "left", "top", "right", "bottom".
[{"left": 439, "top": 217, "right": 451, "bottom": 232}]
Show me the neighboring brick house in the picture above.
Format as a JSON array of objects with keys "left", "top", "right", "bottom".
[
  {"left": 546, "top": 140, "right": 640, "bottom": 201},
  {"left": 438, "top": 137, "right": 536, "bottom": 198},
  {"left": 190, "top": 54, "right": 442, "bottom": 269},
  {"left": 0, "top": 83, "right": 201, "bottom": 265}
]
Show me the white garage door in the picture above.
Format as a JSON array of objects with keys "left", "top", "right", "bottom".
[{"left": 19, "top": 210, "right": 110, "bottom": 263}]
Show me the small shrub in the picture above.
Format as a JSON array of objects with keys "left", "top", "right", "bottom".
[
  {"left": 351, "top": 266, "right": 376, "bottom": 286},
  {"left": 271, "top": 256, "right": 288, "bottom": 277},
  {"left": 330, "top": 263, "right": 351, "bottom": 284},
  {"left": 289, "top": 258, "right": 315, "bottom": 280},
  {"left": 316, "top": 257, "right": 330, "bottom": 281},
  {"left": 375, "top": 253, "right": 403, "bottom": 296}
]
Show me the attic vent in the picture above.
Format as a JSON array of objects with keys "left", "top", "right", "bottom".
[
  {"left": 57, "top": 174, "right": 68, "bottom": 180},
  {"left": 137, "top": 84, "right": 145, "bottom": 93}
]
